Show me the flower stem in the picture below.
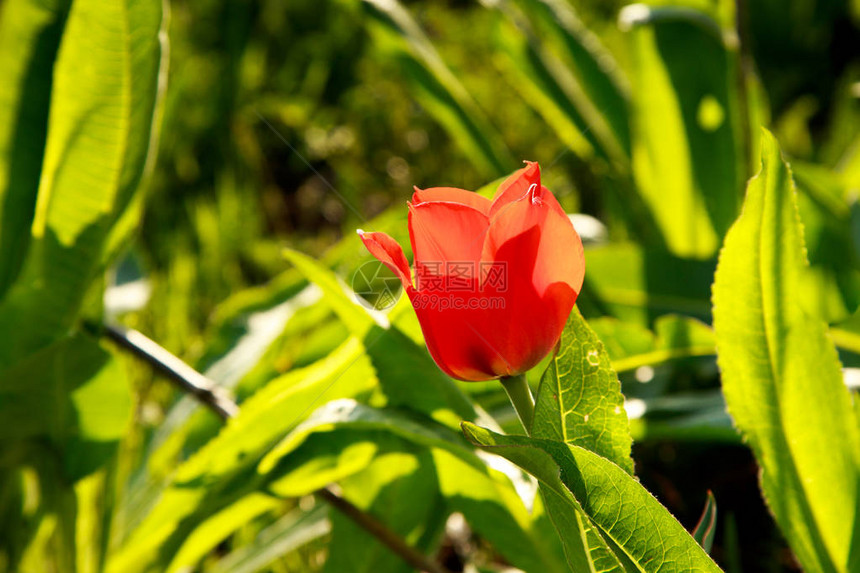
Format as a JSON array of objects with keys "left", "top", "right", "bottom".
[{"left": 500, "top": 373, "right": 535, "bottom": 435}]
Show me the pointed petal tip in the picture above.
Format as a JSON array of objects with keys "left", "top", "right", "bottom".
[{"left": 356, "top": 228, "right": 365, "bottom": 236}]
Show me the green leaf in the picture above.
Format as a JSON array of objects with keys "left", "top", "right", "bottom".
[
  {"left": 361, "top": 0, "right": 515, "bottom": 178},
  {"left": 792, "top": 161, "right": 860, "bottom": 324},
  {"left": 692, "top": 491, "right": 717, "bottom": 554},
  {"left": 712, "top": 129, "right": 860, "bottom": 572},
  {"left": 324, "top": 449, "right": 444, "bottom": 573},
  {"left": 0, "top": 0, "right": 69, "bottom": 298},
  {"left": 265, "top": 400, "right": 564, "bottom": 573},
  {"left": 210, "top": 505, "right": 330, "bottom": 573},
  {"left": 283, "top": 246, "right": 477, "bottom": 429},
  {"left": 0, "top": 0, "right": 167, "bottom": 365},
  {"left": 259, "top": 399, "right": 469, "bottom": 475},
  {"left": 492, "top": 0, "right": 630, "bottom": 167},
  {"left": 108, "top": 339, "right": 377, "bottom": 573},
  {"left": 462, "top": 423, "right": 722, "bottom": 572},
  {"left": 534, "top": 307, "right": 633, "bottom": 474},
  {"left": 589, "top": 315, "right": 715, "bottom": 373},
  {"left": 579, "top": 243, "right": 716, "bottom": 326},
  {"left": 283, "top": 248, "right": 377, "bottom": 336},
  {"left": 531, "top": 307, "right": 633, "bottom": 571},
  {"left": 167, "top": 493, "right": 281, "bottom": 573},
  {"left": 623, "top": 6, "right": 744, "bottom": 258},
  {"left": 538, "top": 486, "right": 630, "bottom": 573},
  {"left": 0, "top": 333, "right": 130, "bottom": 481},
  {"left": 162, "top": 430, "right": 367, "bottom": 573},
  {"left": 431, "top": 449, "right": 567, "bottom": 573}
]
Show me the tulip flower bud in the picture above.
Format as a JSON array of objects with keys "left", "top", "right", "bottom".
[{"left": 359, "top": 161, "right": 584, "bottom": 381}]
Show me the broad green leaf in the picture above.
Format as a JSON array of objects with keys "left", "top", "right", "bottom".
[
  {"left": 532, "top": 307, "right": 632, "bottom": 572},
  {"left": 0, "top": 333, "right": 130, "bottom": 481},
  {"left": 265, "top": 430, "right": 381, "bottom": 499},
  {"left": 579, "top": 243, "right": 715, "bottom": 325},
  {"left": 361, "top": 0, "right": 515, "bottom": 178},
  {"left": 0, "top": 0, "right": 166, "bottom": 364},
  {"left": 0, "top": 0, "right": 69, "bottom": 297},
  {"left": 623, "top": 6, "right": 743, "bottom": 258},
  {"left": 210, "top": 504, "right": 330, "bottom": 573},
  {"left": 140, "top": 287, "right": 332, "bottom": 489},
  {"left": 150, "top": 429, "right": 382, "bottom": 573},
  {"left": 462, "top": 423, "right": 722, "bottom": 572},
  {"left": 538, "top": 486, "right": 630, "bottom": 573},
  {"left": 534, "top": 307, "right": 633, "bottom": 473},
  {"left": 712, "top": 130, "right": 860, "bottom": 572}
]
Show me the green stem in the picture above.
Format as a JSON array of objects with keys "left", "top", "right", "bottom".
[{"left": 500, "top": 374, "right": 535, "bottom": 435}]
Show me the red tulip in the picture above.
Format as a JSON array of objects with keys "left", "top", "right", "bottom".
[{"left": 358, "top": 161, "right": 585, "bottom": 381}]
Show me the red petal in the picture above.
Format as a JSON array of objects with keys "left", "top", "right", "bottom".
[
  {"left": 412, "top": 186, "right": 491, "bottom": 215},
  {"left": 357, "top": 230, "right": 413, "bottom": 290},
  {"left": 408, "top": 286, "right": 510, "bottom": 381},
  {"left": 408, "top": 201, "right": 489, "bottom": 279},
  {"left": 489, "top": 161, "right": 541, "bottom": 218},
  {"left": 472, "top": 183, "right": 584, "bottom": 374}
]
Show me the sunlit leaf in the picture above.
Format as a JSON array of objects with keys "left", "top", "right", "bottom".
[
  {"left": 463, "top": 423, "right": 722, "bottom": 572},
  {"left": 324, "top": 450, "right": 444, "bottom": 573},
  {"left": 168, "top": 493, "right": 281, "bottom": 573},
  {"left": 0, "top": 0, "right": 68, "bottom": 297},
  {"left": 265, "top": 400, "right": 563, "bottom": 573},
  {"left": 622, "top": 6, "right": 744, "bottom": 257},
  {"left": 0, "top": 0, "right": 167, "bottom": 365},
  {"left": 579, "top": 243, "right": 715, "bottom": 325},
  {"left": 712, "top": 129, "right": 860, "bottom": 571},
  {"left": 210, "top": 505, "right": 330, "bottom": 573},
  {"left": 534, "top": 307, "right": 632, "bottom": 472},
  {"left": 531, "top": 307, "right": 633, "bottom": 571}
]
